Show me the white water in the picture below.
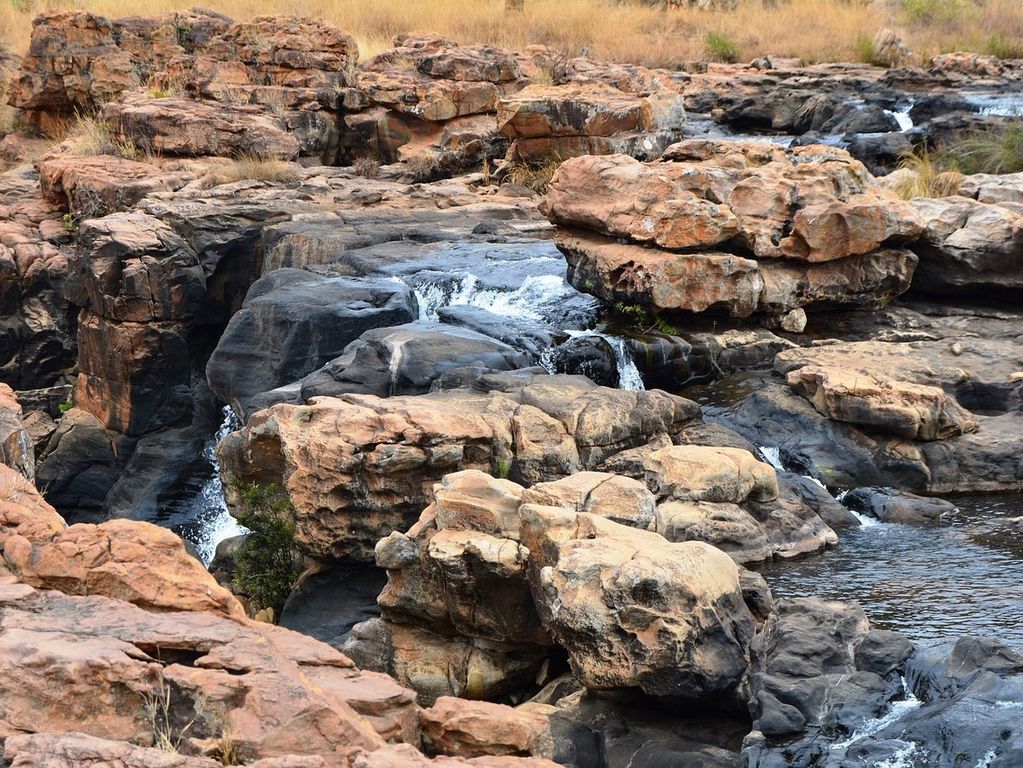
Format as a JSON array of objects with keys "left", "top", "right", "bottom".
[
  {"left": 831, "top": 681, "right": 922, "bottom": 751},
  {"left": 872, "top": 742, "right": 920, "bottom": 768},
  {"left": 885, "top": 108, "right": 914, "bottom": 132},
  {"left": 412, "top": 273, "right": 584, "bottom": 324},
  {"left": 542, "top": 330, "right": 645, "bottom": 391},
  {"left": 191, "top": 407, "right": 247, "bottom": 565}
]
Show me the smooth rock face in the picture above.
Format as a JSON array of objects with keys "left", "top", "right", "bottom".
[
  {"left": 420, "top": 697, "right": 555, "bottom": 759},
  {"left": 206, "top": 269, "right": 418, "bottom": 418},
  {"left": 218, "top": 375, "right": 699, "bottom": 564},
  {"left": 543, "top": 142, "right": 922, "bottom": 317}
]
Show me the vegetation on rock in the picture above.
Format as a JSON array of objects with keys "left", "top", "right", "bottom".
[{"left": 232, "top": 483, "right": 302, "bottom": 619}]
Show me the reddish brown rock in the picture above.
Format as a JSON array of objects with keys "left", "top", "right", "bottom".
[
  {"left": 0, "top": 583, "right": 415, "bottom": 760},
  {"left": 4, "top": 732, "right": 221, "bottom": 768},
  {"left": 0, "top": 384, "right": 33, "bottom": 480},
  {"left": 421, "top": 698, "right": 554, "bottom": 759}
]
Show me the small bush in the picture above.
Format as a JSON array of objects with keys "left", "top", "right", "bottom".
[
  {"left": 232, "top": 483, "right": 301, "bottom": 618},
  {"left": 504, "top": 155, "right": 562, "bottom": 194},
  {"left": 206, "top": 153, "right": 300, "bottom": 186},
  {"left": 353, "top": 155, "right": 380, "bottom": 178},
  {"left": 853, "top": 33, "right": 888, "bottom": 66},
  {"left": 404, "top": 153, "right": 440, "bottom": 182},
  {"left": 705, "top": 31, "right": 741, "bottom": 63},
  {"left": 945, "top": 123, "right": 1023, "bottom": 175}
]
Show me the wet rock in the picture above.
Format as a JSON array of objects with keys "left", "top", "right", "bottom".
[
  {"left": 437, "top": 305, "right": 566, "bottom": 362},
  {"left": 219, "top": 375, "right": 698, "bottom": 564},
  {"left": 787, "top": 364, "right": 980, "bottom": 441},
  {"left": 297, "top": 322, "right": 531, "bottom": 400},
  {"left": 547, "top": 335, "right": 619, "bottom": 387},
  {"left": 0, "top": 384, "right": 34, "bottom": 479},
  {"left": 743, "top": 598, "right": 913, "bottom": 764},
  {"left": 206, "top": 269, "right": 418, "bottom": 418},
  {"left": 280, "top": 562, "right": 387, "bottom": 649},
  {"left": 622, "top": 332, "right": 706, "bottom": 390},
  {"left": 843, "top": 487, "right": 955, "bottom": 524}
]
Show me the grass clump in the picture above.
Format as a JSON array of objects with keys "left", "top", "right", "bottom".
[
  {"left": 404, "top": 153, "right": 441, "bottom": 182},
  {"left": 901, "top": 0, "right": 975, "bottom": 25},
  {"left": 207, "top": 153, "right": 300, "bottom": 186},
  {"left": 503, "top": 155, "right": 562, "bottom": 194},
  {"left": 232, "top": 483, "right": 301, "bottom": 619},
  {"left": 353, "top": 155, "right": 380, "bottom": 178},
  {"left": 705, "top": 31, "right": 741, "bottom": 63},
  {"left": 61, "top": 114, "right": 140, "bottom": 158},
  {"left": 945, "top": 123, "right": 1023, "bottom": 175},
  {"left": 891, "top": 151, "right": 964, "bottom": 199}
]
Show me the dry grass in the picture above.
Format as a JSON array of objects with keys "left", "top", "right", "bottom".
[
  {"left": 3, "top": 0, "right": 1023, "bottom": 68},
  {"left": 60, "top": 114, "right": 141, "bottom": 158},
  {"left": 890, "top": 151, "right": 964, "bottom": 199},
  {"left": 503, "top": 155, "right": 562, "bottom": 194},
  {"left": 205, "top": 153, "right": 300, "bottom": 185}
]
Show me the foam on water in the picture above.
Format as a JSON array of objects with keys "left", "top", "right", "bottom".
[
  {"left": 872, "top": 742, "right": 919, "bottom": 768},
  {"left": 885, "top": 108, "right": 914, "bottom": 131},
  {"left": 189, "top": 407, "right": 247, "bottom": 565},
  {"left": 412, "top": 272, "right": 588, "bottom": 325},
  {"left": 832, "top": 682, "right": 922, "bottom": 751}
]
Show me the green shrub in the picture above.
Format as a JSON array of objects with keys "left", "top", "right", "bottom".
[
  {"left": 985, "top": 34, "right": 1023, "bottom": 60},
  {"left": 705, "top": 32, "right": 741, "bottom": 64},
  {"left": 232, "top": 484, "right": 301, "bottom": 618}
]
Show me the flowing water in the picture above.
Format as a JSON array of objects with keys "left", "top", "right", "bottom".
[{"left": 755, "top": 493, "right": 1023, "bottom": 649}]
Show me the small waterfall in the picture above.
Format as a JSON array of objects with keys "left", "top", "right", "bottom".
[
  {"left": 411, "top": 273, "right": 588, "bottom": 325},
  {"left": 190, "top": 407, "right": 247, "bottom": 565},
  {"left": 885, "top": 108, "right": 914, "bottom": 131},
  {"left": 759, "top": 447, "right": 881, "bottom": 528},
  {"left": 603, "top": 335, "right": 645, "bottom": 391},
  {"left": 831, "top": 680, "right": 921, "bottom": 751}
]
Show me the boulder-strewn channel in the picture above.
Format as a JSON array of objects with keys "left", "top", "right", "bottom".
[{"left": 1, "top": 9, "right": 1021, "bottom": 768}]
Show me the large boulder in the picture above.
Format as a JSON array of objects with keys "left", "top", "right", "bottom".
[
  {"left": 205, "top": 269, "right": 418, "bottom": 418},
  {"left": 218, "top": 374, "right": 699, "bottom": 564}
]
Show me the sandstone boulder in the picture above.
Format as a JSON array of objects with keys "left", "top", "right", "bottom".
[
  {"left": 218, "top": 375, "right": 698, "bottom": 564},
  {"left": 787, "top": 365, "right": 980, "bottom": 441},
  {"left": 421, "top": 698, "right": 554, "bottom": 759},
  {"left": 4, "top": 732, "right": 221, "bottom": 767}
]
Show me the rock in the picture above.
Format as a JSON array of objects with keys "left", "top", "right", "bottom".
[
  {"left": 842, "top": 487, "right": 955, "bottom": 524},
  {"left": 786, "top": 364, "right": 980, "bottom": 441},
  {"left": 0, "top": 463, "right": 243, "bottom": 617},
  {"left": 958, "top": 171, "right": 1023, "bottom": 205},
  {"left": 102, "top": 96, "right": 302, "bottom": 159},
  {"left": 0, "top": 384, "right": 34, "bottom": 479},
  {"left": 543, "top": 142, "right": 923, "bottom": 262},
  {"left": 436, "top": 305, "right": 565, "bottom": 362},
  {"left": 744, "top": 598, "right": 914, "bottom": 764},
  {"left": 296, "top": 322, "right": 531, "bottom": 401},
  {"left": 546, "top": 334, "right": 620, "bottom": 387},
  {"left": 206, "top": 269, "right": 418, "bottom": 417},
  {"left": 351, "top": 743, "right": 559, "bottom": 767},
  {"left": 34, "top": 408, "right": 119, "bottom": 521},
  {"left": 908, "top": 196, "right": 1023, "bottom": 300},
  {"left": 218, "top": 375, "right": 698, "bottom": 564},
  {"left": 778, "top": 308, "right": 806, "bottom": 334},
  {"left": 0, "top": 583, "right": 425, "bottom": 760},
  {"left": 522, "top": 506, "right": 754, "bottom": 701},
  {"left": 873, "top": 29, "right": 912, "bottom": 67},
  {"left": 420, "top": 698, "right": 555, "bottom": 759},
  {"left": 3, "top": 732, "right": 220, "bottom": 767}
]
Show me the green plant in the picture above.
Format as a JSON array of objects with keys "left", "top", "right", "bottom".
[
  {"left": 705, "top": 31, "right": 741, "bottom": 63},
  {"left": 613, "top": 301, "right": 650, "bottom": 328},
  {"left": 853, "top": 33, "right": 883, "bottom": 66},
  {"left": 61, "top": 213, "right": 77, "bottom": 234},
  {"left": 57, "top": 400, "right": 73, "bottom": 413},
  {"left": 944, "top": 123, "right": 1023, "bottom": 175},
  {"left": 984, "top": 34, "right": 1023, "bottom": 59},
  {"left": 656, "top": 318, "right": 680, "bottom": 336},
  {"left": 232, "top": 483, "right": 301, "bottom": 618}
]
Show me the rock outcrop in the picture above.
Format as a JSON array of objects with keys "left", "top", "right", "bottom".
[
  {"left": 542, "top": 141, "right": 923, "bottom": 319},
  {"left": 345, "top": 469, "right": 755, "bottom": 705},
  {"left": 218, "top": 375, "right": 699, "bottom": 564}
]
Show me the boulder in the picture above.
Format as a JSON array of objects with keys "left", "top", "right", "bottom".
[
  {"left": 787, "top": 364, "right": 980, "bottom": 441},
  {"left": 842, "top": 487, "right": 955, "bottom": 524},
  {"left": 218, "top": 375, "right": 698, "bottom": 564},
  {"left": 3, "top": 732, "right": 220, "bottom": 768},
  {"left": 102, "top": 96, "right": 302, "bottom": 159},
  {"left": 296, "top": 322, "right": 531, "bottom": 400},
  {"left": 206, "top": 270, "right": 418, "bottom": 418},
  {"left": 420, "top": 698, "right": 555, "bottom": 759},
  {"left": 0, "top": 583, "right": 418, "bottom": 760}
]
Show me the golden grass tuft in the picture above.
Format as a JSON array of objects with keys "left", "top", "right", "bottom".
[
  {"left": 503, "top": 155, "right": 562, "bottom": 194},
  {"left": 205, "top": 153, "right": 300, "bottom": 185},
  {"left": 3, "top": 0, "right": 1023, "bottom": 69},
  {"left": 890, "top": 151, "right": 964, "bottom": 199},
  {"left": 60, "top": 114, "right": 141, "bottom": 158}
]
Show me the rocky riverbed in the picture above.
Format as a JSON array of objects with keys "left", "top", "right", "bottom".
[{"left": 0, "top": 9, "right": 1021, "bottom": 768}]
